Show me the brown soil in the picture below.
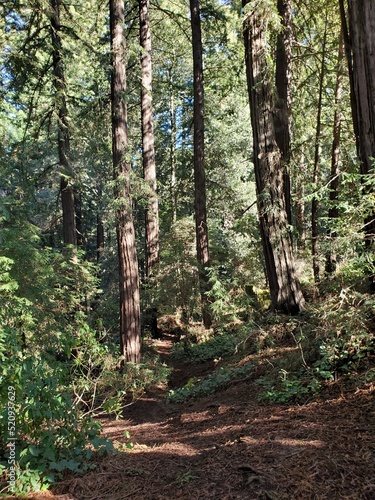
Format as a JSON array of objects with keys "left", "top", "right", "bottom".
[{"left": 8, "top": 335, "right": 375, "bottom": 500}]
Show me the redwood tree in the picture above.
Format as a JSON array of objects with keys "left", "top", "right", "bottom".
[
  {"left": 311, "top": 11, "right": 328, "bottom": 283},
  {"left": 110, "top": 0, "right": 141, "bottom": 363},
  {"left": 275, "top": 0, "right": 292, "bottom": 226},
  {"left": 140, "top": 0, "right": 159, "bottom": 279},
  {"left": 340, "top": 0, "right": 375, "bottom": 274},
  {"left": 242, "top": 1, "right": 305, "bottom": 314},
  {"left": 325, "top": 34, "right": 344, "bottom": 276},
  {"left": 50, "top": 0, "right": 77, "bottom": 246},
  {"left": 190, "top": 0, "right": 212, "bottom": 328}
]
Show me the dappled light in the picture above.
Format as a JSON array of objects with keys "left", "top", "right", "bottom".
[
  {"left": 1, "top": 0, "right": 375, "bottom": 497},
  {"left": 49, "top": 342, "right": 375, "bottom": 499}
]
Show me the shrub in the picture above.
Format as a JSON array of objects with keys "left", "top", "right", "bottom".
[
  {"left": 170, "top": 327, "right": 253, "bottom": 363},
  {"left": 0, "top": 255, "right": 113, "bottom": 495},
  {"left": 167, "top": 362, "right": 254, "bottom": 403},
  {"left": 257, "top": 370, "right": 321, "bottom": 404},
  {"left": 312, "top": 290, "right": 375, "bottom": 379}
]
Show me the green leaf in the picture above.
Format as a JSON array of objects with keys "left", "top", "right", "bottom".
[
  {"left": 28, "top": 445, "right": 40, "bottom": 457},
  {"left": 43, "top": 447, "right": 56, "bottom": 462},
  {"left": 50, "top": 459, "right": 81, "bottom": 472}
]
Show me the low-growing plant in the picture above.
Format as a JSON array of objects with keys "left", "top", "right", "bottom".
[
  {"left": 0, "top": 253, "right": 114, "bottom": 495},
  {"left": 170, "top": 327, "right": 253, "bottom": 363},
  {"left": 0, "top": 355, "right": 113, "bottom": 495},
  {"left": 71, "top": 353, "right": 171, "bottom": 417},
  {"left": 311, "top": 290, "right": 375, "bottom": 379},
  {"left": 257, "top": 369, "right": 321, "bottom": 404},
  {"left": 167, "top": 362, "right": 253, "bottom": 403}
]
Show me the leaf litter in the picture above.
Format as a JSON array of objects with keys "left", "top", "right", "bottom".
[{"left": 7, "top": 336, "right": 375, "bottom": 500}]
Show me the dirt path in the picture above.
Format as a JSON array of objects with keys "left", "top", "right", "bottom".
[{"left": 21, "top": 337, "right": 375, "bottom": 499}]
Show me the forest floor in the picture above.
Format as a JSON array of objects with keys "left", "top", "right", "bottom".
[{"left": 10, "top": 332, "right": 375, "bottom": 500}]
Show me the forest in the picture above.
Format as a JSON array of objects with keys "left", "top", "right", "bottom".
[{"left": 1, "top": 0, "right": 375, "bottom": 498}]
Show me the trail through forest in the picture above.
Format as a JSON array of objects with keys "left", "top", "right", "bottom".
[{"left": 14, "top": 334, "right": 375, "bottom": 500}]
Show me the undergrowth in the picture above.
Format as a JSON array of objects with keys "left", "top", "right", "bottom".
[
  {"left": 167, "top": 362, "right": 254, "bottom": 403},
  {"left": 0, "top": 253, "right": 170, "bottom": 496},
  {"left": 167, "top": 277, "right": 375, "bottom": 406},
  {"left": 256, "top": 285, "right": 375, "bottom": 404},
  {"left": 170, "top": 325, "right": 257, "bottom": 363}
]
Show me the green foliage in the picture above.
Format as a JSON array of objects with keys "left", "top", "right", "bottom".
[
  {"left": 206, "top": 268, "right": 241, "bottom": 323},
  {"left": 0, "top": 240, "right": 114, "bottom": 494},
  {"left": 312, "top": 289, "right": 375, "bottom": 379},
  {"left": 256, "top": 278, "right": 375, "bottom": 404},
  {"left": 242, "top": 0, "right": 281, "bottom": 31},
  {"left": 257, "top": 370, "right": 321, "bottom": 404},
  {"left": 121, "top": 361, "right": 171, "bottom": 398},
  {"left": 156, "top": 218, "right": 201, "bottom": 319},
  {"left": 170, "top": 327, "right": 252, "bottom": 363},
  {"left": 1, "top": 0, "right": 375, "bottom": 493},
  {"left": 0, "top": 347, "right": 113, "bottom": 495},
  {"left": 167, "top": 362, "right": 253, "bottom": 403},
  {"left": 73, "top": 356, "right": 171, "bottom": 418},
  {"left": 177, "top": 469, "right": 199, "bottom": 485}
]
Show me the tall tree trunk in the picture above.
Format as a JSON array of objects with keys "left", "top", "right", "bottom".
[
  {"left": 168, "top": 66, "right": 178, "bottom": 224},
  {"left": 50, "top": 0, "right": 77, "bottom": 247},
  {"left": 243, "top": 2, "right": 305, "bottom": 314},
  {"left": 140, "top": 0, "right": 159, "bottom": 279},
  {"left": 96, "top": 187, "right": 105, "bottom": 262},
  {"left": 295, "top": 148, "right": 307, "bottom": 249},
  {"left": 325, "top": 34, "right": 344, "bottom": 276},
  {"left": 311, "top": 12, "right": 328, "bottom": 284},
  {"left": 190, "top": 0, "right": 212, "bottom": 328},
  {"left": 74, "top": 192, "right": 84, "bottom": 246},
  {"left": 340, "top": 0, "right": 375, "bottom": 289},
  {"left": 275, "top": 0, "right": 292, "bottom": 226},
  {"left": 96, "top": 213, "right": 104, "bottom": 262},
  {"left": 110, "top": 0, "right": 141, "bottom": 363}
]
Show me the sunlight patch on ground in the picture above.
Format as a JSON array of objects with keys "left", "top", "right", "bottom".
[
  {"left": 179, "top": 410, "right": 212, "bottom": 423},
  {"left": 272, "top": 438, "right": 325, "bottom": 448},
  {"left": 132, "top": 440, "right": 199, "bottom": 456}
]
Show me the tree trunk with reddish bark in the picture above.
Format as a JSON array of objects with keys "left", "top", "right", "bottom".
[
  {"left": 340, "top": 1, "right": 375, "bottom": 285},
  {"left": 50, "top": 0, "right": 77, "bottom": 247},
  {"left": 190, "top": 0, "right": 212, "bottom": 328},
  {"left": 110, "top": 0, "right": 141, "bottom": 363},
  {"left": 140, "top": 0, "right": 159, "bottom": 279},
  {"left": 243, "top": 1, "right": 305, "bottom": 314}
]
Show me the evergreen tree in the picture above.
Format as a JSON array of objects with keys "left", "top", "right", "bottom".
[
  {"left": 50, "top": 0, "right": 77, "bottom": 247},
  {"left": 242, "top": 0, "right": 305, "bottom": 314},
  {"left": 190, "top": 0, "right": 212, "bottom": 328},
  {"left": 325, "top": 34, "right": 345, "bottom": 276},
  {"left": 340, "top": 0, "right": 375, "bottom": 289},
  {"left": 110, "top": 0, "right": 141, "bottom": 363},
  {"left": 140, "top": 0, "right": 159, "bottom": 279}
]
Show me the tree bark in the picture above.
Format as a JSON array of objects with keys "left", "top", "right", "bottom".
[
  {"left": 243, "top": 2, "right": 305, "bottom": 314},
  {"left": 340, "top": 1, "right": 375, "bottom": 257},
  {"left": 275, "top": 0, "right": 292, "bottom": 226},
  {"left": 168, "top": 65, "right": 178, "bottom": 224},
  {"left": 50, "top": 0, "right": 77, "bottom": 247},
  {"left": 96, "top": 187, "right": 105, "bottom": 262},
  {"left": 325, "top": 34, "right": 344, "bottom": 276},
  {"left": 311, "top": 11, "right": 328, "bottom": 284},
  {"left": 295, "top": 148, "right": 307, "bottom": 249},
  {"left": 190, "top": 0, "right": 212, "bottom": 328},
  {"left": 110, "top": 0, "right": 141, "bottom": 363},
  {"left": 140, "top": 0, "right": 159, "bottom": 279}
]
